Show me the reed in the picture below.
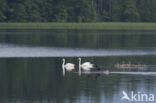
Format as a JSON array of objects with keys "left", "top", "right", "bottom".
[{"left": 0, "top": 22, "right": 156, "bottom": 30}]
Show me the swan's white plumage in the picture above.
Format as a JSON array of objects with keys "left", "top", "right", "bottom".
[
  {"left": 64, "top": 63, "right": 75, "bottom": 71},
  {"left": 62, "top": 59, "right": 75, "bottom": 71},
  {"left": 78, "top": 58, "right": 94, "bottom": 71}
]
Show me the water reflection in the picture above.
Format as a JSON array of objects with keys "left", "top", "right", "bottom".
[
  {"left": 0, "top": 30, "right": 156, "bottom": 49},
  {"left": 114, "top": 61, "right": 147, "bottom": 69},
  {"left": 0, "top": 57, "right": 156, "bottom": 103},
  {"left": 79, "top": 71, "right": 156, "bottom": 76},
  {"left": 0, "top": 29, "right": 156, "bottom": 103}
]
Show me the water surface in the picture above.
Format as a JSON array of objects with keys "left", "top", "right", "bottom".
[{"left": 0, "top": 29, "right": 156, "bottom": 103}]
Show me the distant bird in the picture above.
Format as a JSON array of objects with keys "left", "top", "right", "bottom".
[
  {"left": 78, "top": 58, "right": 95, "bottom": 71},
  {"left": 62, "top": 58, "right": 75, "bottom": 71}
]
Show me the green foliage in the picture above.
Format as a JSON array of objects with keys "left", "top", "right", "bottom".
[
  {"left": 24, "top": 0, "right": 41, "bottom": 22},
  {"left": 8, "top": 3, "right": 28, "bottom": 22},
  {"left": 0, "top": 0, "right": 7, "bottom": 21},
  {"left": 53, "top": 6, "right": 68, "bottom": 22},
  {"left": 0, "top": 11, "right": 6, "bottom": 21},
  {"left": 137, "top": 0, "right": 156, "bottom": 22},
  {"left": 74, "top": 0, "right": 97, "bottom": 22},
  {"left": 111, "top": 0, "right": 123, "bottom": 21},
  {"left": 0, "top": 0, "right": 155, "bottom": 22},
  {"left": 123, "top": 0, "right": 140, "bottom": 22},
  {"left": 99, "top": 10, "right": 110, "bottom": 21}
]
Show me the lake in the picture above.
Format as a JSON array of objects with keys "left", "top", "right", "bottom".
[{"left": 0, "top": 29, "right": 156, "bottom": 103}]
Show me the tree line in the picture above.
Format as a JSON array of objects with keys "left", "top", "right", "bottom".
[{"left": 0, "top": 0, "right": 156, "bottom": 22}]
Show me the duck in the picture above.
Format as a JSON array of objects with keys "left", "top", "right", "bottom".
[
  {"left": 62, "top": 58, "right": 75, "bottom": 71},
  {"left": 78, "top": 58, "right": 95, "bottom": 71}
]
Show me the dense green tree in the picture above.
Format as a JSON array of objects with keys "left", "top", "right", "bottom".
[
  {"left": 99, "top": 10, "right": 110, "bottom": 21},
  {"left": 24, "top": 0, "right": 41, "bottom": 22},
  {"left": 111, "top": 0, "right": 123, "bottom": 21},
  {"left": 74, "top": 0, "right": 97, "bottom": 22},
  {"left": 123, "top": 0, "right": 140, "bottom": 22},
  {"left": 137, "top": 0, "right": 156, "bottom": 22},
  {"left": 0, "top": 0, "right": 155, "bottom": 22},
  {"left": 0, "top": 0, "right": 7, "bottom": 21},
  {"left": 53, "top": 6, "right": 68, "bottom": 22},
  {"left": 7, "top": 3, "right": 28, "bottom": 22}
]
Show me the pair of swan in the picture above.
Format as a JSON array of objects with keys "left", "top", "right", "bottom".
[{"left": 62, "top": 58, "right": 94, "bottom": 71}]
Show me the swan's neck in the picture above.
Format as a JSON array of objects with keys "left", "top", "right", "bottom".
[
  {"left": 62, "top": 67, "right": 65, "bottom": 76},
  {"left": 62, "top": 60, "right": 65, "bottom": 69},
  {"left": 79, "top": 59, "right": 81, "bottom": 67},
  {"left": 62, "top": 60, "right": 65, "bottom": 76},
  {"left": 78, "top": 59, "right": 81, "bottom": 75}
]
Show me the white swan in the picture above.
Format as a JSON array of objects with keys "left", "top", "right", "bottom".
[
  {"left": 78, "top": 58, "right": 94, "bottom": 71},
  {"left": 62, "top": 58, "right": 75, "bottom": 71}
]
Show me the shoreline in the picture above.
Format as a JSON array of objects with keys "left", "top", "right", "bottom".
[{"left": 0, "top": 22, "right": 156, "bottom": 30}]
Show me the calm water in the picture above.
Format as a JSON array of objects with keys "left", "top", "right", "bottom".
[{"left": 0, "top": 30, "right": 156, "bottom": 103}]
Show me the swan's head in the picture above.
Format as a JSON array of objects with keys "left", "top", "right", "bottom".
[
  {"left": 78, "top": 58, "right": 81, "bottom": 61},
  {"left": 62, "top": 58, "right": 65, "bottom": 62}
]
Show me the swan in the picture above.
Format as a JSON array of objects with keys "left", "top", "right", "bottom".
[
  {"left": 78, "top": 58, "right": 94, "bottom": 71},
  {"left": 62, "top": 58, "right": 75, "bottom": 71}
]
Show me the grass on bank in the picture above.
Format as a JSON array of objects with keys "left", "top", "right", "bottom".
[{"left": 0, "top": 22, "right": 156, "bottom": 30}]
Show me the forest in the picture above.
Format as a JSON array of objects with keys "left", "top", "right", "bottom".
[{"left": 0, "top": 0, "right": 156, "bottom": 22}]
